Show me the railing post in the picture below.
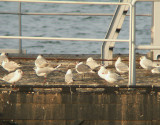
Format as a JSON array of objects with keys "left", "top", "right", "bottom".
[
  {"left": 131, "top": 2, "right": 136, "bottom": 85},
  {"left": 19, "top": 2, "right": 22, "bottom": 54},
  {"left": 129, "top": 4, "right": 132, "bottom": 85}
]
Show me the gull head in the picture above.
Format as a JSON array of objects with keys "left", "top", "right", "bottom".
[
  {"left": 86, "top": 57, "right": 94, "bottom": 62},
  {"left": 37, "top": 54, "right": 43, "bottom": 59},
  {"left": 77, "top": 62, "right": 83, "bottom": 65},
  {"left": 140, "top": 56, "right": 146, "bottom": 60},
  {"left": 16, "top": 69, "right": 23, "bottom": 75},
  {"left": 3, "top": 58, "right": 9, "bottom": 63},
  {"left": 1, "top": 52, "right": 7, "bottom": 56},
  {"left": 66, "top": 69, "right": 72, "bottom": 74},
  {"left": 33, "top": 67, "right": 37, "bottom": 71},
  {"left": 99, "top": 66, "right": 106, "bottom": 72},
  {"left": 117, "top": 57, "right": 122, "bottom": 62}
]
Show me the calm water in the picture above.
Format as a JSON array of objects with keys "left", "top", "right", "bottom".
[{"left": 0, "top": 0, "right": 152, "bottom": 54}]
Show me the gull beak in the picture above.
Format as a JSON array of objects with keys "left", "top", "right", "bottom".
[{"left": 33, "top": 67, "right": 36, "bottom": 70}]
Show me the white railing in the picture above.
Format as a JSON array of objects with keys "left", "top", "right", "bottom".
[
  {"left": 1, "top": 0, "right": 158, "bottom": 86},
  {"left": 0, "top": 0, "right": 133, "bottom": 85}
]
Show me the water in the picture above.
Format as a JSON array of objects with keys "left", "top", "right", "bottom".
[{"left": 0, "top": 1, "right": 152, "bottom": 54}]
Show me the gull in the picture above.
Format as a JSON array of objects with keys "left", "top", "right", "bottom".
[
  {"left": 151, "top": 67, "right": 160, "bottom": 74},
  {"left": 34, "top": 64, "right": 62, "bottom": 82},
  {"left": 104, "top": 70, "right": 123, "bottom": 83},
  {"left": 65, "top": 69, "right": 74, "bottom": 84},
  {"left": 2, "top": 58, "right": 22, "bottom": 72},
  {"left": 0, "top": 69, "right": 23, "bottom": 84},
  {"left": 75, "top": 62, "right": 95, "bottom": 79},
  {"left": 35, "top": 54, "right": 49, "bottom": 68},
  {"left": 115, "top": 57, "right": 129, "bottom": 74},
  {"left": 98, "top": 66, "right": 108, "bottom": 79},
  {"left": 0, "top": 52, "right": 8, "bottom": 66},
  {"left": 86, "top": 57, "right": 100, "bottom": 70},
  {"left": 140, "top": 56, "right": 153, "bottom": 70}
]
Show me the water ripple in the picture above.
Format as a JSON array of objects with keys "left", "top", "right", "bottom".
[{"left": 0, "top": 1, "right": 152, "bottom": 54}]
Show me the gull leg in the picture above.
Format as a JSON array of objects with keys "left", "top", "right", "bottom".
[
  {"left": 82, "top": 73, "right": 85, "bottom": 80},
  {"left": 80, "top": 74, "right": 84, "bottom": 81},
  {"left": 12, "top": 83, "right": 17, "bottom": 90},
  {"left": 43, "top": 77, "right": 47, "bottom": 84}
]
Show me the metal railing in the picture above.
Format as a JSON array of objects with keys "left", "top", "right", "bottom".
[
  {"left": 130, "top": 0, "right": 160, "bottom": 85},
  {"left": 0, "top": 0, "right": 158, "bottom": 86},
  {"left": 0, "top": 0, "right": 133, "bottom": 85}
]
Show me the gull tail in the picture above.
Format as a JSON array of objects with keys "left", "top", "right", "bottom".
[
  {"left": 54, "top": 64, "right": 62, "bottom": 70},
  {"left": 90, "top": 70, "right": 96, "bottom": 73},
  {"left": 0, "top": 77, "right": 5, "bottom": 82},
  {"left": 18, "top": 64, "right": 22, "bottom": 67}
]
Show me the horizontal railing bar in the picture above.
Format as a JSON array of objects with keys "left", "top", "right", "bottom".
[
  {"left": 0, "top": 84, "right": 159, "bottom": 89},
  {"left": 0, "top": 36, "right": 129, "bottom": 42},
  {"left": 136, "top": 45, "right": 160, "bottom": 50},
  {"left": 132, "top": 0, "right": 160, "bottom": 5},
  {"left": 0, "top": 12, "right": 152, "bottom": 16},
  {"left": 0, "top": 0, "right": 131, "bottom": 6}
]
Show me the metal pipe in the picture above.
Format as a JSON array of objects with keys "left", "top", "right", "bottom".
[
  {"left": 0, "top": 36, "right": 129, "bottom": 42},
  {"left": 0, "top": 0, "right": 130, "bottom": 6},
  {"left": 131, "top": 4, "right": 136, "bottom": 86},
  {"left": 136, "top": 45, "right": 160, "bottom": 50},
  {"left": 8, "top": 56, "right": 129, "bottom": 62},
  {"left": 132, "top": 0, "right": 160, "bottom": 5},
  {"left": 129, "top": 5, "right": 132, "bottom": 85},
  {"left": 0, "top": 12, "right": 152, "bottom": 16},
  {"left": 19, "top": 2, "right": 22, "bottom": 54}
]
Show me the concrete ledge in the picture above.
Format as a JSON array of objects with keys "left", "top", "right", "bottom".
[{"left": 0, "top": 49, "right": 27, "bottom": 54}]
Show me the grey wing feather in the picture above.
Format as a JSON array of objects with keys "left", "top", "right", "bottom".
[
  {"left": 35, "top": 58, "right": 48, "bottom": 67},
  {"left": 109, "top": 73, "right": 118, "bottom": 79},
  {"left": 5, "top": 61, "right": 21, "bottom": 69},
  {"left": 87, "top": 61, "right": 100, "bottom": 69},
  {"left": 117, "top": 62, "right": 128, "bottom": 71},
  {"left": 109, "top": 73, "right": 123, "bottom": 80},
  {"left": 144, "top": 59, "right": 153, "bottom": 67},
  {"left": 77, "top": 64, "right": 91, "bottom": 72},
  {"left": 37, "top": 67, "right": 53, "bottom": 74}
]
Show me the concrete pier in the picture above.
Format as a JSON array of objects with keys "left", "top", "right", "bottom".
[
  {"left": 0, "top": 54, "right": 160, "bottom": 125},
  {"left": 0, "top": 88, "right": 160, "bottom": 125}
]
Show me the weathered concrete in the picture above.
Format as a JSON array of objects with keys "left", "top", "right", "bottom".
[
  {"left": 0, "top": 53, "right": 159, "bottom": 85},
  {"left": 0, "top": 90, "right": 160, "bottom": 125},
  {"left": 0, "top": 54, "right": 160, "bottom": 125}
]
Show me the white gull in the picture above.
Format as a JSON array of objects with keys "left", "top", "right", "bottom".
[
  {"left": 75, "top": 62, "right": 95, "bottom": 79},
  {"left": 35, "top": 54, "right": 49, "bottom": 68},
  {"left": 115, "top": 57, "right": 129, "bottom": 74},
  {"left": 0, "top": 52, "right": 8, "bottom": 66},
  {"left": 2, "top": 58, "right": 22, "bottom": 72},
  {"left": 140, "top": 56, "right": 153, "bottom": 70},
  {"left": 65, "top": 69, "right": 74, "bottom": 84},
  {"left": 0, "top": 69, "right": 23, "bottom": 84},
  {"left": 104, "top": 70, "right": 123, "bottom": 83},
  {"left": 151, "top": 66, "right": 160, "bottom": 74},
  {"left": 86, "top": 57, "right": 100, "bottom": 70},
  {"left": 98, "top": 66, "right": 108, "bottom": 79},
  {"left": 34, "top": 64, "right": 62, "bottom": 82}
]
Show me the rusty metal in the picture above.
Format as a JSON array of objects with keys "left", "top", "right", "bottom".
[
  {"left": 7, "top": 55, "right": 135, "bottom": 62},
  {"left": 7, "top": 56, "right": 144, "bottom": 62},
  {"left": 8, "top": 56, "right": 118, "bottom": 62}
]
